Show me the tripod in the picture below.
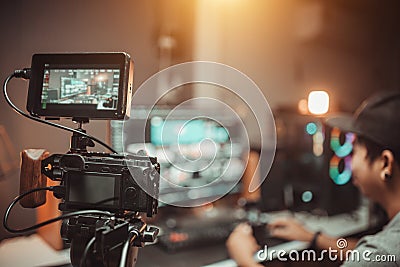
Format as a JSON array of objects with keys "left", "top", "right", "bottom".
[
  {"left": 59, "top": 120, "right": 159, "bottom": 267},
  {"left": 62, "top": 213, "right": 158, "bottom": 267}
]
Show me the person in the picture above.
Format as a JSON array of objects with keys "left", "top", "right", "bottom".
[{"left": 226, "top": 91, "right": 400, "bottom": 266}]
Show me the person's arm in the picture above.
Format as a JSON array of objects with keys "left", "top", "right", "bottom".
[
  {"left": 314, "top": 232, "right": 358, "bottom": 253},
  {"left": 226, "top": 223, "right": 264, "bottom": 267},
  {"left": 268, "top": 218, "right": 358, "bottom": 253}
]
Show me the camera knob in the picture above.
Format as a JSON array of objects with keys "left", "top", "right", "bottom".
[
  {"left": 125, "top": 187, "right": 137, "bottom": 201},
  {"left": 142, "top": 227, "right": 159, "bottom": 243}
]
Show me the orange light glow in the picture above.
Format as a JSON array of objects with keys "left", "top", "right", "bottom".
[{"left": 298, "top": 98, "right": 308, "bottom": 115}]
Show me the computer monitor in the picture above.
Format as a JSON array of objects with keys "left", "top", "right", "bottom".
[
  {"left": 110, "top": 106, "right": 248, "bottom": 207},
  {"left": 260, "top": 110, "right": 360, "bottom": 215}
]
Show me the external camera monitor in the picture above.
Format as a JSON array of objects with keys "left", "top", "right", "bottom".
[{"left": 27, "top": 52, "right": 133, "bottom": 119}]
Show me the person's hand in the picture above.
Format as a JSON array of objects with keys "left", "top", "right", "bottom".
[
  {"left": 226, "top": 223, "right": 263, "bottom": 267},
  {"left": 268, "top": 217, "right": 314, "bottom": 242}
]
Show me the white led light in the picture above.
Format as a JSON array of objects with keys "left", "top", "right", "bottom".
[{"left": 308, "top": 91, "right": 329, "bottom": 115}]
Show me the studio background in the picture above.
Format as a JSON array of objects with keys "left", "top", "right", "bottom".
[{"left": 1, "top": 0, "right": 399, "bottom": 240}]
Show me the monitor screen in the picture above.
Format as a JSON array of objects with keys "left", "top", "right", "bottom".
[
  {"left": 41, "top": 67, "right": 120, "bottom": 110},
  {"left": 67, "top": 173, "right": 118, "bottom": 207},
  {"left": 110, "top": 106, "right": 247, "bottom": 207},
  {"left": 150, "top": 118, "right": 229, "bottom": 146},
  {"left": 260, "top": 111, "right": 360, "bottom": 215},
  {"left": 27, "top": 53, "right": 133, "bottom": 119}
]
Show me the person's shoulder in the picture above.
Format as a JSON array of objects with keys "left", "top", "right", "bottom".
[{"left": 341, "top": 216, "right": 400, "bottom": 267}]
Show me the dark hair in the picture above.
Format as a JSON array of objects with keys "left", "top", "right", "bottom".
[{"left": 355, "top": 136, "right": 400, "bottom": 166}]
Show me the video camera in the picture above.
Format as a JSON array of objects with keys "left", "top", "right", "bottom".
[{"left": 3, "top": 53, "right": 160, "bottom": 267}]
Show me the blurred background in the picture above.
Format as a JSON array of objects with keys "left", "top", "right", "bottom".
[{"left": 0, "top": 0, "right": 399, "bottom": 263}]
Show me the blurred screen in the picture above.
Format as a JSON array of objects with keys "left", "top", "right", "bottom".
[
  {"left": 111, "top": 106, "right": 246, "bottom": 206},
  {"left": 260, "top": 111, "right": 360, "bottom": 215}
]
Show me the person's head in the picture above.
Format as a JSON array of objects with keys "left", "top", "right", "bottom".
[{"left": 327, "top": 91, "right": 400, "bottom": 202}]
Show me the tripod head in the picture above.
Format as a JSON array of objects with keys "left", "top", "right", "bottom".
[{"left": 63, "top": 213, "right": 158, "bottom": 267}]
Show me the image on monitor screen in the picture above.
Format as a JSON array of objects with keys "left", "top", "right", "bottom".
[{"left": 41, "top": 67, "right": 120, "bottom": 110}]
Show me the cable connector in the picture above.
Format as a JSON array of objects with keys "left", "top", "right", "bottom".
[
  {"left": 14, "top": 68, "right": 31, "bottom": 79},
  {"left": 51, "top": 185, "right": 66, "bottom": 199}
]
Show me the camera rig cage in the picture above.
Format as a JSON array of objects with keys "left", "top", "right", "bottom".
[{"left": 2, "top": 52, "right": 160, "bottom": 267}]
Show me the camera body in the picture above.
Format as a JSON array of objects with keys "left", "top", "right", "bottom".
[{"left": 42, "top": 152, "right": 160, "bottom": 217}]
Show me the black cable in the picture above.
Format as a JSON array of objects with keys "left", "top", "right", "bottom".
[
  {"left": 3, "top": 186, "right": 112, "bottom": 234},
  {"left": 3, "top": 72, "right": 117, "bottom": 154},
  {"left": 79, "top": 236, "right": 96, "bottom": 267}
]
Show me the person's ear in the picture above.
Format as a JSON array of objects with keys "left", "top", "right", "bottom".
[{"left": 380, "top": 150, "right": 394, "bottom": 181}]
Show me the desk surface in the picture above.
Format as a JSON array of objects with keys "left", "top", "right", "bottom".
[
  {"left": 136, "top": 241, "right": 230, "bottom": 267},
  {"left": 203, "top": 203, "right": 373, "bottom": 267},
  {"left": 0, "top": 203, "right": 375, "bottom": 267},
  {"left": 138, "top": 203, "right": 372, "bottom": 267}
]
